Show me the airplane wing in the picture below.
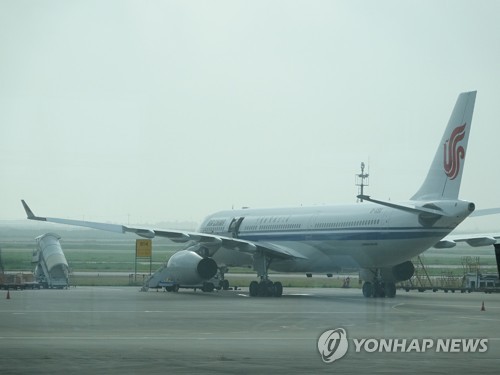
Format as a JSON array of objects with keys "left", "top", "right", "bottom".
[
  {"left": 434, "top": 233, "right": 500, "bottom": 248},
  {"left": 21, "top": 200, "right": 307, "bottom": 261},
  {"left": 432, "top": 207, "right": 500, "bottom": 248}
]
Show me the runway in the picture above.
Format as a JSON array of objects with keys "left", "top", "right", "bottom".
[{"left": 1, "top": 287, "right": 499, "bottom": 374}]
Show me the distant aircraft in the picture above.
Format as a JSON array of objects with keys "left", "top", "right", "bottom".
[{"left": 22, "top": 91, "right": 496, "bottom": 298}]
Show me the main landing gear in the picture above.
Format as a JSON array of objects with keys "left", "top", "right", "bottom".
[
  {"left": 362, "top": 280, "right": 396, "bottom": 298},
  {"left": 165, "top": 284, "right": 180, "bottom": 293},
  {"left": 216, "top": 266, "right": 230, "bottom": 291},
  {"left": 249, "top": 253, "right": 283, "bottom": 297},
  {"left": 249, "top": 279, "right": 283, "bottom": 297},
  {"left": 360, "top": 268, "right": 397, "bottom": 298}
]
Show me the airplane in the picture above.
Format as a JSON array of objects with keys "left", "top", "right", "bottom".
[{"left": 23, "top": 91, "right": 495, "bottom": 298}]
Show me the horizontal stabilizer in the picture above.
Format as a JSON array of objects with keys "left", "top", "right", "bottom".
[
  {"left": 437, "top": 234, "right": 500, "bottom": 248},
  {"left": 470, "top": 208, "right": 500, "bottom": 217},
  {"left": 357, "top": 195, "right": 444, "bottom": 216}
]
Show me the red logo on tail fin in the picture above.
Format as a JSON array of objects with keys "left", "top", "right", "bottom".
[{"left": 443, "top": 123, "right": 466, "bottom": 180}]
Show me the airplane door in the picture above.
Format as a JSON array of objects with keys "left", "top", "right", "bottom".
[
  {"left": 382, "top": 207, "right": 393, "bottom": 227},
  {"left": 228, "top": 217, "right": 245, "bottom": 238}
]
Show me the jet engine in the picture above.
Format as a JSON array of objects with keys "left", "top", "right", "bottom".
[
  {"left": 379, "top": 261, "right": 415, "bottom": 283},
  {"left": 165, "top": 250, "right": 218, "bottom": 286}
]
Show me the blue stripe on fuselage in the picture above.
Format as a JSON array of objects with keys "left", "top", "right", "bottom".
[{"left": 236, "top": 227, "right": 450, "bottom": 242}]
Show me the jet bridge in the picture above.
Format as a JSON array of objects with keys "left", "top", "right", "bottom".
[{"left": 32, "top": 233, "right": 70, "bottom": 289}]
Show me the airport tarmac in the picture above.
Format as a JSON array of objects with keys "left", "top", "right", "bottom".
[{"left": 1, "top": 286, "right": 499, "bottom": 374}]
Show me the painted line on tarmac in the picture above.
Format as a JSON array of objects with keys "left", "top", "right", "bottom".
[
  {"left": 392, "top": 302, "right": 500, "bottom": 310},
  {"left": 458, "top": 316, "right": 500, "bottom": 322},
  {"left": 236, "top": 293, "right": 312, "bottom": 297},
  {"left": 0, "top": 336, "right": 312, "bottom": 341},
  {"left": 1, "top": 309, "right": 399, "bottom": 315},
  {"left": 392, "top": 303, "right": 405, "bottom": 309}
]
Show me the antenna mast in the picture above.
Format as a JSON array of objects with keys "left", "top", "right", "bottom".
[{"left": 355, "top": 162, "right": 369, "bottom": 202}]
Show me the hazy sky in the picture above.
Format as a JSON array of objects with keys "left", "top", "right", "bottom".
[{"left": 1, "top": 1, "right": 500, "bottom": 230}]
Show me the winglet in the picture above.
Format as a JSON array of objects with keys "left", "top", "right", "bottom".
[{"left": 21, "top": 200, "right": 46, "bottom": 221}]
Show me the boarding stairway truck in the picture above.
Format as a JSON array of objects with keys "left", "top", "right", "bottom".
[
  {"left": 141, "top": 261, "right": 180, "bottom": 292},
  {"left": 32, "top": 233, "right": 70, "bottom": 289}
]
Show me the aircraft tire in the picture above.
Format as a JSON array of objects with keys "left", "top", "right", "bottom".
[
  {"left": 386, "top": 282, "right": 396, "bottom": 298},
  {"left": 249, "top": 281, "right": 259, "bottom": 297},
  {"left": 202, "top": 282, "right": 214, "bottom": 293},
  {"left": 258, "top": 281, "right": 274, "bottom": 297},
  {"left": 273, "top": 282, "right": 283, "bottom": 297},
  {"left": 362, "top": 282, "right": 374, "bottom": 298},
  {"left": 374, "top": 283, "right": 386, "bottom": 298}
]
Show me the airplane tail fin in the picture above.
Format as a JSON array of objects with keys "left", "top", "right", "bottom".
[{"left": 411, "top": 91, "right": 476, "bottom": 201}]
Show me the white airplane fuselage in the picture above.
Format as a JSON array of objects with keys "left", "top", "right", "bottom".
[{"left": 201, "top": 199, "right": 474, "bottom": 272}]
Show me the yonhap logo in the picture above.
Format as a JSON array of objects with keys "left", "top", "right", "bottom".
[
  {"left": 317, "top": 328, "right": 348, "bottom": 363},
  {"left": 318, "top": 327, "right": 489, "bottom": 364}
]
